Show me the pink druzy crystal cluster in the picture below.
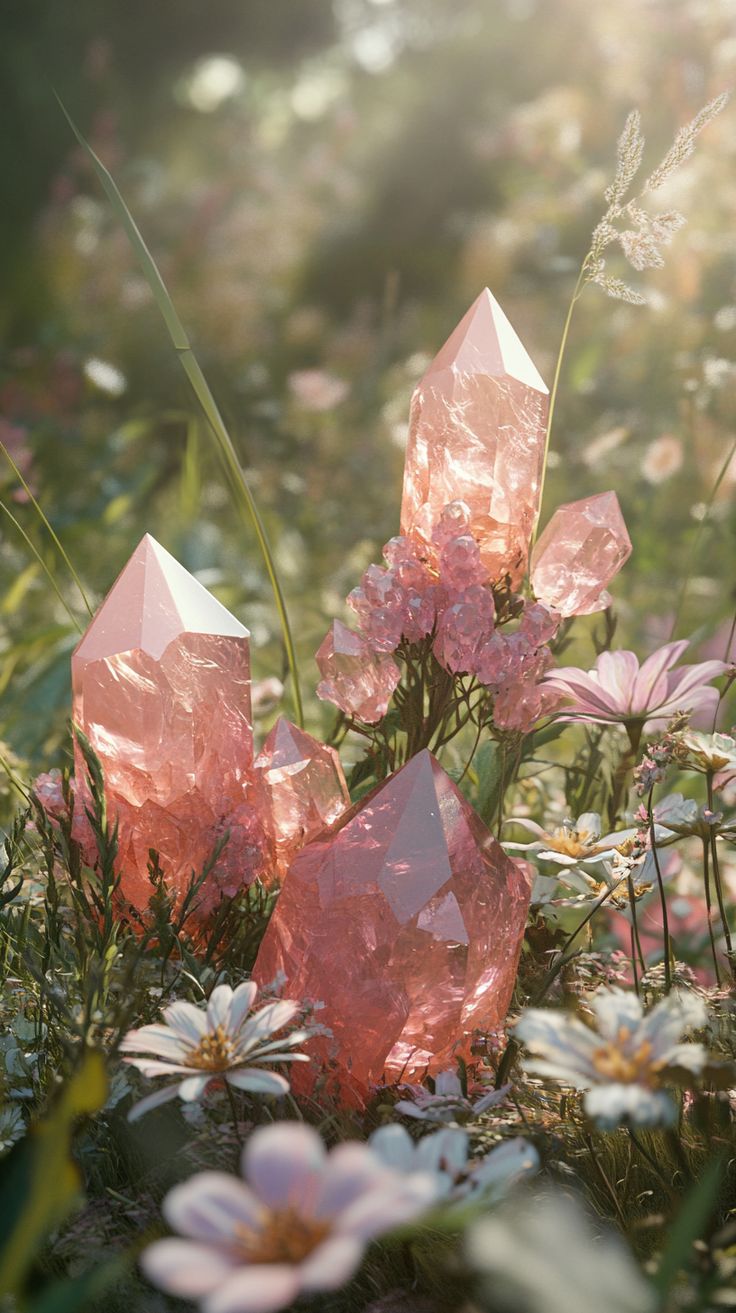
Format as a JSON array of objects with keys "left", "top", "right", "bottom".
[{"left": 316, "top": 289, "right": 632, "bottom": 733}]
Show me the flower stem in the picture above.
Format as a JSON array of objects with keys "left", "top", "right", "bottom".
[
  {"left": 532, "top": 260, "right": 588, "bottom": 546},
  {"left": 647, "top": 786, "right": 672, "bottom": 993},
  {"left": 701, "top": 836, "right": 722, "bottom": 986},
  {"left": 706, "top": 771, "right": 734, "bottom": 971},
  {"left": 225, "top": 1080, "right": 245, "bottom": 1156}
]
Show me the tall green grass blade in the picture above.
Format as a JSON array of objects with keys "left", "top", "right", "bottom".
[
  {"left": 0, "top": 440, "right": 93, "bottom": 618},
  {"left": 0, "top": 498, "right": 81, "bottom": 633},
  {"left": 55, "top": 93, "right": 304, "bottom": 725},
  {"left": 670, "top": 431, "right": 736, "bottom": 639}
]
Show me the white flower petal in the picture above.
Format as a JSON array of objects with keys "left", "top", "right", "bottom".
[
  {"left": 313, "top": 1143, "right": 394, "bottom": 1221},
  {"left": 243, "top": 1123, "right": 326, "bottom": 1210},
  {"left": 119, "top": 1025, "right": 189, "bottom": 1060},
  {"left": 164, "top": 1171, "right": 266, "bottom": 1241},
  {"left": 204, "top": 1265, "right": 300, "bottom": 1313},
  {"left": 229, "top": 981, "right": 259, "bottom": 1032},
  {"left": 590, "top": 988, "right": 644, "bottom": 1042},
  {"left": 178, "top": 1074, "right": 214, "bottom": 1101},
  {"left": 163, "top": 1000, "right": 207, "bottom": 1043},
  {"left": 239, "top": 1001, "right": 301, "bottom": 1054},
  {"left": 515, "top": 1009, "right": 600, "bottom": 1071},
  {"left": 337, "top": 1174, "right": 437, "bottom": 1240},
  {"left": 141, "top": 1239, "right": 238, "bottom": 1297},
  {"left": 584, "top": 1083, "right": 676, "bottom": 1129},
  {"left": 225, "top": 1068, "right": 289, "bottom": 1096},
  {"left": 127, "top": 1083, "right": 181, "bottom": 1123},
  {"left": 467, "top": 1137, "right": 539, "bottom": 1200},
  {"left": 122, "top": 1058, "right": 199, "bottom": 1078},
  {"left": 369, "top": 1124, "right": 416, "bottom": 1172},
  {"left": 416, "top": 1127, "right": 468, "bottom": 1178},
  {"left": 207, "top": 985, "right": 235, "bottom": 1032},
  {"left": 434, "top": 1070, "right": 463, "bottom": 1098}
]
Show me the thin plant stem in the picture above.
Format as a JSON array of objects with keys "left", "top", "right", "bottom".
[
  {"left": 706, "top": 771, "right": 733, "bottom": 968},
  {"left": 225, "top": 1080, "right": 245, "bottom": 1155},
  {"left": 702, "top": 836, "right": 722, "bottom": 986},
  {"left": 0, "top": 498, "right": 82, "bottom": 632},
  {"left": 647, "top": 786, "right": 672, "bottom": 993},
  {"left": 629, "top": 924, "right": 639, "bottom": 996},
  {"left": 56, "top": 94, "right": 304, "bottom": 726},
  {"left": 0, "top": 440, "right": 93, "bottom": 617},
  {"left": 584, "top": 1133, "right": 629, "bottom": 1231},
  {"left": 627, "top": 1129, "right": 676, "bottom": 1200},
  {"left": 669, "top": 431, "right": 736, "bottom": 640},
  {"left": 533, "top": 259, "right": 588, "bottom": 544}
]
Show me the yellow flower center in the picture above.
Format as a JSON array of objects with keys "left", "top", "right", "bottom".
[
  {"left": 549, "top": 827, "right": 597, "bottom": 858},
  {"left": 186, "top": 1024, "right": 236, "bottom": 1071},
  {"left": 592, "top": 1026, "right": 663, "bottom": 1085},
  {"left": 236, "top": 1209, "right": 331, "bottom": 1264}
]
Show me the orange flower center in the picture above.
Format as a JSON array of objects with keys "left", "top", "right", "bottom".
[
  {"left": 186, "top": 1024, "right": 235, "bottom": 1070},
  {"left": 236, "top": 1209, "right": 331, "bottom": 1264},
  {"left": 549, "top": 827, "right": 598, "bottom": 858},
  {"left": 592, "top": 1026, "right": 663, "bottom": 1085}
]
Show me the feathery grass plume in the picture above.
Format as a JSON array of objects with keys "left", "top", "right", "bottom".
[{"left": 586, "top": 92, "right": 730, "bottom": 302}]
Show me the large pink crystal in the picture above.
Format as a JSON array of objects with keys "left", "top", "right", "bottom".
[
  {"left": 71, "top": 534, "right": 261, "bottom": 912},
  {"left": 315, "top": 620, "right": 400, "bottom": 724},
  {"left": 531, "top": 491, "right": 632, "bottom": 617},
  {"left": 400, "top": 288, "right": 549, "bottom": 586},
  {"left": 253, "top": 749, "right": 531, "bottom": 1105},
  {"left": 253, "top": 717, "right": 349, "bottom": 880}
]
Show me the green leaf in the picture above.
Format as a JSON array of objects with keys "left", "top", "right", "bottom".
[
  {"left": 0, "top": 1050, "right": 108, "bottom": 1297},
  {"left": 55, "top": 93, "right": 303, "bottom": 727},
  {"left": 474, "top": 740, "right": 502, "bottom": 826},
  {"left": 654, "top": 1155, "right": 723, "bottom": 1296}
]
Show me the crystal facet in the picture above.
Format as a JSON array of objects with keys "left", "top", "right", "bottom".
[
  {"left": 253, "top": 717, "right": 350, "bottom": 879},
  {"left": 72, "top": 534, "right": 260, "bottom": 911},
  {"left": 400, "top": 288, "right": 549, "bottom": 586},
  {"left": 315, "top": 620, "right": 400, "bottom": 724},
  {"left": 253, "top": 749, "right": 531, "bottom": 1104},
  {"left": 531, "top": 491, "right": 632, "bottom": 617}
]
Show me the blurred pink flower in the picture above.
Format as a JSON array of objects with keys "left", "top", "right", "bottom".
[
  {"left": 288, "top": 369, "right": 349, "bottom": 412},
  {"left": 544, "top": 641, "right": 727, "bottom": 731},
  {"left": 141, "top": 1122, "right": 437, "bottom": 1313},
  {"left": 641, "top": 434, "right": 683, "bottom": 485}
]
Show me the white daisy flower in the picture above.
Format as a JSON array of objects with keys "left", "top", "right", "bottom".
[
  {"left": 120, "top": 983, "right": 310, "bottom": 1121},
  {"left": 394, "top": 1069, "right": 509, "bottom": 1124},
  {"left": 504, "top": 811, "right": 635, "bottom": 868},
  {"left": 677, "top": 730, "right": 736, "bottom": 774},
  {"left": 369, "top": 1123, "right": 538, "bottom": 1205},
  {"left": 515, "top": 987, "right": 708, "bottom": 1130},
  {"left": 467, "top": 1189, "right": 656, "bottom": 1313},
  {"left": 141, "top": 1122, "right": 438, "bottom": 1313}
]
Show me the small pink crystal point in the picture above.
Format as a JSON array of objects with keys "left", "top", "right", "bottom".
[
  {"left": 72, "top": 535, "right": 259, "bottom": 911},
  {"left": 315, "top": 620, "right": 400, "bottom": 724},
  {"left": 253, "top": 749, "right": 531, "bottom": 1105},
  {"left": 530, "top": 491, "right": 632, "bottom": 617},
  {"left": 400, "top": 289, "right": 549, "bottom": 586},
  {"left": 254, "top": 717, "right": 349, "bottom": 878}
]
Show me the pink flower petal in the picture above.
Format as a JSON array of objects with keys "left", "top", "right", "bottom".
[
  {"left": 243, "top": 1123, "right": 326, "bottom": 1211},
  {"left": 299, "top": 1235, "right": 365, "bottom": 1291},
  {"left": 312, "top": 1144, "right": 390, "bottom": 1220},
  {"left": 630, "top": 641, "right": 689, "bottom": 714},
  {"left": 596, "top": 651, "right": 639, "bottom": 709},
  {"left": 164, "top": 1171, "right": 266, "bottom": 1242},
  {"left": 543, "top": 668, "right": 619, "bottom": 716},
  {"left": 663, "top": 659, "right": 727, "bottom": 706},
  {"left": 141, "top": 1239, "right": 239, "bottom": 1297},
  {"left": 337, "top": 1175, "right": 436, "bottom": 1240},
  {"left": 204, "top": 1265, "right": 300, "bottom": 1313}
]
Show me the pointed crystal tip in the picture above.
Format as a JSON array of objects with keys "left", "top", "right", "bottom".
[
  {"left": 74, "top": 533, "right": 248, "bottom": 665},
  {"left": 424, "top": 288, "right": 548, "bottom": 394}
]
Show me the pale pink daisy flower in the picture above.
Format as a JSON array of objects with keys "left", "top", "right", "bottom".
[
  {"left": 544, "top": 641, "right": 726, "bottom": 733},
  {"left": 120, "top": 983, "right": 309, "bottom": 1121},
  {"left": 141, "top": 1122, "right": 438, "bottom": 1313}
]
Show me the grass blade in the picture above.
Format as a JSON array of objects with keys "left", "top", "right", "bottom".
[
  {"left": 0, "top": 441, "right": 93, "bottom": 618},
  {"left": 55, "top": 92, "right": 304, "bottom": 725},
  {"left": 0, "top": 497, "right": 81, "bottom": 633}
]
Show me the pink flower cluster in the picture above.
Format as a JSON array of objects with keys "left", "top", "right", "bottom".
[{"left": 317, "top": 501, "right": 562, "bottom": 732}]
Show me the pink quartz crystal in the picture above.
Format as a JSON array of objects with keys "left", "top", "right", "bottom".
[
  {"left": 71, "top": 534, "right": 262, "bottom": 912},
  {"left": 253, "top": 717, "right": 349, "bottom": 880},
  {"left": 253, "top": 749, "right": 531, "bottom": 1105},
  {"left": 400, "top": 288, "right": 549, "bottom": 587},
  {"left": 531, "top": 491, "right": 632, "bottom": 617},
  {"left": 315, "top": 620, "right": 400, "bottom": 723}
]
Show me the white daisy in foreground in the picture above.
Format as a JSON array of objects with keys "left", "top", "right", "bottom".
[
  {"left": 467, "top": 1190, "right": 656, "bottom": 1313},
  {"left": 141, "top": 1122, "right": 438, "bottom": 1313},
  {"left": 677, "top": 730, "right": 736, "bottom": 774},
  {"left": 515, "top": 987, "right": 708, "bottom": 1129},
  {"left": 370, "top": 1123, "right": 538, "bottom": 1205},
  {"left": 503, "top": 811, "right": 635, "bottom": 867},
  {"left": 120, "top": 983, "right": 310, "bottom": 1121}
]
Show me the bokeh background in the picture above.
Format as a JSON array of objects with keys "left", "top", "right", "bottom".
[{"left": 2, "top": 0, "right": 735, "bottom": 779}]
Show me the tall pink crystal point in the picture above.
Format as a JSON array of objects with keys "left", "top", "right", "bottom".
[
  {"left": 253, "top": 749, "right": 531, "bottom": 1105},
  {"left": 253, "top": 717, "right": 349, "bottom": 879},
  {"left": 530, "top": 491, "right": 632, "bottom": 617},
  {"left": 315, "top": 620, "right": 400, "bottom": 724},
  {"left": 72, "top": 535, "right": 259, "bottom": 911},
  {"left": 400, "top": 288, "right": 549, "bottom": 586}
]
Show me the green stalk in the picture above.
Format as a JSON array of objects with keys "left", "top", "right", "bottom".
[
  {"left": 0, "top": 496, "right": 82, "bottom": 632},
  {"left": 532, "top": 259, "right": 588, "bottom": 545},
  {"left": 669, "top": 431, "right": 736, "bottom": 640},
  {"left": 0, "top": 439, "right": 93, "bottom": 617},
  {"left": 55, "top": 94, "right": 303, "bottom": 726}
]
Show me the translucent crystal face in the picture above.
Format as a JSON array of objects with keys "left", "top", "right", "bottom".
[
  {"left": 253, "top": 750, "right": 532, "bottom": 1106},
  {"left": 71, "top": 535, "right": 258, "bottom": 912},
  {"left": 400, "top": 289, "right": 549, "bottom": 587},
  {"left": 530, "top": 491, "right": 632, "bottom": 617},
  {"left": 253, "top": 717, "right": 349, "bottom": 878}
]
